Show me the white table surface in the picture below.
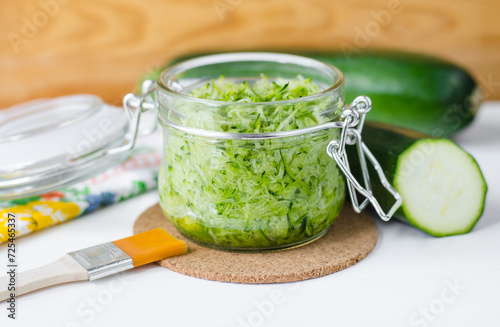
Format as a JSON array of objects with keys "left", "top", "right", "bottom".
[{"left": 1, "top": 102, "right": 500, "bottom": 327}]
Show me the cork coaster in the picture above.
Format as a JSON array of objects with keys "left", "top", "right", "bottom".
[{"left": 133, "top": 204, "right": 377, "bottom": 284}]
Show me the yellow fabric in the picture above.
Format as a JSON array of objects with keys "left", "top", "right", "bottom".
[{"left": 0, "top": 201, "right": 81, "bottom": 243}]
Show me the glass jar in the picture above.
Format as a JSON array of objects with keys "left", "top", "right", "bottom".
[{"left": 131, "top": 53, "right": 402, "bottom": 252}]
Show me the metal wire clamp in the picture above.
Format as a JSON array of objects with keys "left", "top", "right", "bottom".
[{"left": 327, "top": 96, "right": 402, "bottom": 221}]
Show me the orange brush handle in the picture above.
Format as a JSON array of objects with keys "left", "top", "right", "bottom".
[{"left": 112, "top": 228, "right": 187, "bottom": 267}]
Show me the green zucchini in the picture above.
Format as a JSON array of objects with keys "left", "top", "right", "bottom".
[
  {"left": 142, "top": 51, "right": 480, "bottom": 137},
  {"left": 346, "top": 123, "right": 487, "bottom": 236},
  {"left": 307, "top": 51, "right": 481, "bottom": 137}
]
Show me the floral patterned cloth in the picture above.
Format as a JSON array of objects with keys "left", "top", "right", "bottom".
[{"left": 0, "top": 148, "right": 160, "bottom": 243}]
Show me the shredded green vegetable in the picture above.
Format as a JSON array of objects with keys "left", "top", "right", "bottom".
[
  {"left": 190, "top": 75, "right": 319, "bottom": 102},
  {"left": 159, "top": 75, "right": 345, "bottom": 250}
]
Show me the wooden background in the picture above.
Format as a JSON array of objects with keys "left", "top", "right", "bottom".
[{"left": 0, "top": 0, "right": 499, "bottom": 108}]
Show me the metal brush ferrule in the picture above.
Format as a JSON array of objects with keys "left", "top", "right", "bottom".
[{"left": 67, "top": 243, "right": 134, "bottom": 281}]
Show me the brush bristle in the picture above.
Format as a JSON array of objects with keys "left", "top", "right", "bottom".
[{"left": 112, "top": 228, "right": 187, "bottom": 267}]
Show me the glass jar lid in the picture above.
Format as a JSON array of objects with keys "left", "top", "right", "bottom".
[{"left": 0, "top": 95, "right": 132, "bottom": 200}]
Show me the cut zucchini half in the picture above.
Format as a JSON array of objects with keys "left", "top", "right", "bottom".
[
  {"left": 394, "top": 139, "right": 487, "bottom": 236},
  {"left": 346, "top": 123, "right": 487, "bottom": 237}
]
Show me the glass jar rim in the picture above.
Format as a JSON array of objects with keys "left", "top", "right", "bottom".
[{"left": 157, "top": 52, "right": 345, "bottom": 106}]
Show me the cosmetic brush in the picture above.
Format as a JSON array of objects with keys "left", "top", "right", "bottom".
[{"left": 0, "top": 228, "right": 186, "bottom": 301}]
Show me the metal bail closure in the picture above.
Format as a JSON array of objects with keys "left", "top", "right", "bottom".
[
  {"left": 120, "top": 80, "right": 158, "bottom": 152},
  {"left": 327, "top": 96, "right": 403, "bottom": 221}
]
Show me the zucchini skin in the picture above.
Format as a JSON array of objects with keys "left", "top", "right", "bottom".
[
  {"left": 152, "top": 50, "right": 479, "bottom": 137},
  {"left": 307, "top": 51, "right": 480, "bottom": 137},
  {"left": 345, "top": 123, "right": 487, "bottom": 236}
]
